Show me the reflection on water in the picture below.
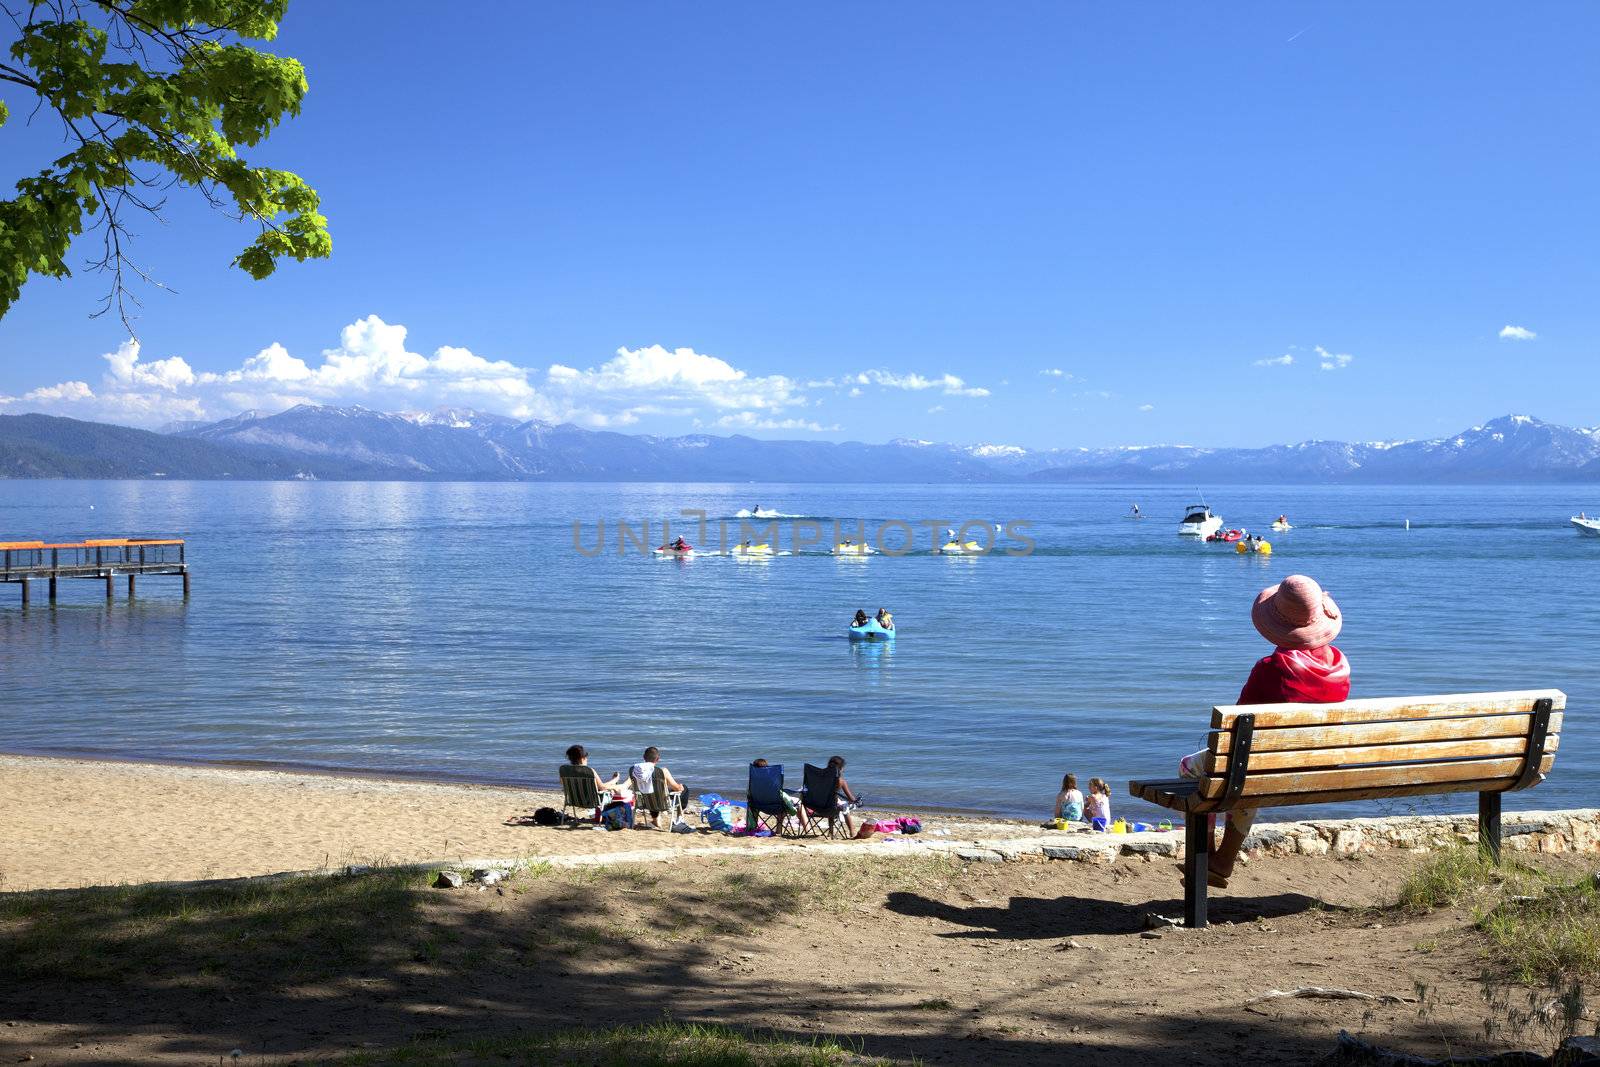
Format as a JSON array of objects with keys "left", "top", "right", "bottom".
[{"left": 0, "top": 480, "right": 1595, "bottom": 819}]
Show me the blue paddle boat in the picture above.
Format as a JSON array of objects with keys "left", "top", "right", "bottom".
[{"left": 848, "top": 620, "right": 896, "bottom": 641}]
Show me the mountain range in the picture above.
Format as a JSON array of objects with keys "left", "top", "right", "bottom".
[{"left": 1, "top": 406, "right": 1598, "bottom": 483}]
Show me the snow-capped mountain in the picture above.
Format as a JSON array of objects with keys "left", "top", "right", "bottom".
[{"left": 3, "top": 409, "right": 1599, "bottom": 482}]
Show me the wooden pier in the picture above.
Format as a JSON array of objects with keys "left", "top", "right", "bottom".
[{"left": 0, "top": 538, "right": 188, "bottom": 605}]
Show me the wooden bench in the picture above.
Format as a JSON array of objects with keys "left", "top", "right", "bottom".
[{"left": 1129, "top": 689, "right": 1565, "bottom": 928}]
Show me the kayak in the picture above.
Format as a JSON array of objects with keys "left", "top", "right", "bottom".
[
  {"left": 939, "top": 541, "right": 985, "bottom": 554},
  {"left": 848, "top": 620, "right": 896, "bottom": 641},
  {"left": 1206, "top": 529, "right": 1244, "bottom": 543}
]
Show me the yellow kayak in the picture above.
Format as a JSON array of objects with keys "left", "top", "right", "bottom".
[
  {"left": 940, "top": 541, "right": 985, "bottom": 554},
  {"left": 732, "top": 543, "right": 772, "bottom": 555}
]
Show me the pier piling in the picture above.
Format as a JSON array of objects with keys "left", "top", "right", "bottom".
[
  {"left": 127, "top": 573, "right": 136, "bottom": 597},
  {"left": 19, "top": 577, "right": 28, "bottom": 607}
]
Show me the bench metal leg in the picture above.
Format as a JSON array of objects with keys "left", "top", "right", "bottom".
[
  {"left": 1479, "top": 791, "right": 1502, "bottom": 864},
  {"left": 1184, "top": 811, "right": 1209, "bottom": 928}
]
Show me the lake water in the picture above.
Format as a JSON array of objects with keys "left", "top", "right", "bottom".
[{"left": 1, "top": 481, "right": 1593, "bottom": 822}]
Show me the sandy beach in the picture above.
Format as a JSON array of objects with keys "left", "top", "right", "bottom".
[{"left": 0, "top": 754, "right": 1038, "bottom": 891}]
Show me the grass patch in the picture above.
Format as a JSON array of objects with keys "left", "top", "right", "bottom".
[
  {"left": 1396, "top": 848, "right": 1545, "bottom": 912},
  {"left": 320, "top": 1020, "right": 887, "bottom": 1066},
  {"left": 0, "top": 869, "right": 425, "bottom": 985},
  {"left": 1478, "top": 876, "right": 1600, "bottom": 986}
]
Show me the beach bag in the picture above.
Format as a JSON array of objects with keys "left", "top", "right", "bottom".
[
  {"left": 532, "top": 806, "right": 562, "bottom": 827},
  {"left": 896, "top": 817, "right": 922, "bottom": 835},
  {"left": 601, "top": 801, "right": 634, "bottom": 831},
  {"left": 705, "top": 803, "right": 739, "bottom": 833}
]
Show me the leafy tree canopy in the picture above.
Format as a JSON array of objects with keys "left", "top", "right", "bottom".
[{"left": 0, "top": 0, "right": 329, "bottom": 328}]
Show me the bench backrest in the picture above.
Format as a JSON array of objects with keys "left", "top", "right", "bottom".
[{"left": 1196, "top": 689, "right": 1564, "bottom": 809}]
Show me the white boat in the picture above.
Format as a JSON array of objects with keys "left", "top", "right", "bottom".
[
  {"left": 1572, "top": 516, "right": 1600, "bottom": 537},
  {"left": 1179, "top": 504, "right": 1223, "bottom": 538}
]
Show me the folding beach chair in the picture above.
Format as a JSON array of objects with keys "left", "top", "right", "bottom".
[
  {"left": 558, "top": 764, "right": 602, "bottom": 825},
  {"left": 746, "top": 763, "right": 801, "bottom": 836},
  {"left": 635, "top": 766, "right": 683, "bottom": 828},
  {"left": 801, "top": 763, "right": 856, "bottom": 839}
]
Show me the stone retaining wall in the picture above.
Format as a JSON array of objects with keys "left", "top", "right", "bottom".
[{"left": 926, "top": 808, "right": 1600, "bottom": 867}]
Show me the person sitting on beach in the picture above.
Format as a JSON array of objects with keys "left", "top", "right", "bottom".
[
  {"left": 565, "top": 743, "right": 622, "bottom": 797},
  {"left": 852, "top": 609, "right": 870, "bottom": 628},
  {"left": 1181, "top": 574, "right": 1349, "bottom": 888},
  {"left": 630, "top": 746, "right": 687, "bottom": 829},
  {"left": 751, "top": 757, "right": 805, "bottom": 825},
  {"left": 1084, "top": 777, "right": 1111, "bottom": 827},
  {"left": 1054, "top": 773, "right": 1085, "bottom": 823},
  {"left": 825, "top": 754, "right": 867, "bottom": 838},
  {"left": 875, "top": 608, "right": 894, "bottom": 630}
]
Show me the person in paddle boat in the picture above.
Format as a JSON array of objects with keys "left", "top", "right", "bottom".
[
  {"left": 851, "top": 608, "right": 870, "bottom": 628},
  {"left": 874, "top": 608, "right": 894, "bottom": 630},
  {"left": 1179, "top": 574, "right": 1349, "bottom": 889}
]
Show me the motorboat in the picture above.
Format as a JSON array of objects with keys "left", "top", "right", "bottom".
[
  {"left": 1179, "top": 504, "right": 1223, "bottom": 538},
  {"left": 848, "top": 620, "right": 896, "bottom": 641},
  {"left": 1572, "top": 516, "right": 1600, "bottom": 537}
]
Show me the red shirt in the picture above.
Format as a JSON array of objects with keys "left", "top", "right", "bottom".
[{"left": 1237, "top": 646, "right": 1350, "bottom": 705}]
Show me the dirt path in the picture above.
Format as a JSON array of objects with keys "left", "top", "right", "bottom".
[{"left": 1, "top": 850, "right": 1593, "bottom": 1065}]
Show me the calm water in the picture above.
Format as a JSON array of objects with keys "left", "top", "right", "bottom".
[{"left": 0, "top": 482, "right": 1594, "bottom": 821}]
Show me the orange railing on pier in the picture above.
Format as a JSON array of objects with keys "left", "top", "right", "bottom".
[{"left": 2, "top": 538, "right": 189, "bottom": 603}]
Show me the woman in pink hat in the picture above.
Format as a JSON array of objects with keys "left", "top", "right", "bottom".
[{"left": 1189, "top": 574, "right": 1350, "bottom": 887}]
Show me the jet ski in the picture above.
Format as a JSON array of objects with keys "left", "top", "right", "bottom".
[
  {"left": 731, "top": 542, "right": 773, "bottom": 555},
  {"left": 654, "top": 541, "right": 694, "bottom": 556},
  {"left": 834, "top": 542, "right": 873, "bottom": 555},
  {"left": 939, "top": 541, "right": 985, "bottom": 554}
]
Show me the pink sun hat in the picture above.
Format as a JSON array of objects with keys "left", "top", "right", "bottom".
[{"left": 1252, "top": 574, "right": 1342, "bottom": 649}]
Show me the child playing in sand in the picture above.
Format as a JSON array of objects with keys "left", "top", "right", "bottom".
[
  {"left": 1054, "top": 773, "right": 1085, "bottom": 823},
  {"left": 1083, "top": 777, "right": 1111, "bottom": 826}
]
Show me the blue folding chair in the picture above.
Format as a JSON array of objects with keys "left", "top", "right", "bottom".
[{"left": 746, "top": 763, "right": 800, "bottom": 836}]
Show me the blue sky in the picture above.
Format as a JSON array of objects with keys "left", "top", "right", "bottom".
[{"left": 0, "top": 2, "right": 1595, "bottom": 448}]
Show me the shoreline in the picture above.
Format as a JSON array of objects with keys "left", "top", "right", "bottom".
[
  {"left": 0, "top": 753, "right": 1042, "bottom": 892},
  {"left": 0, "top": 745, "right": 1016, "bottom": 820}
]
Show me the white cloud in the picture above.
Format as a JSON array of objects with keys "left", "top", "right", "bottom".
[
  {"left": 713, "top": 411, "right": 839, "bottom": 432},
  {"left": 854, "top": 369, "right": 989, "bottom": 398},
  {"left": 1138, "top": 403, "right": 1154, "bottom": 412},
  {"left": 926, "top": 404, "right": 945, "bottom": 414},
  {"left": 1316, "top": 345, "right": 1354, "bottom": 371},
  {"left": 1041, "top": 368, "right": 1065, "bottom": 377},
  {"left": 1499, "top": 325, "right": 1536, "bottom": 341},
  {"left": 549, "top": 344, "right": 802, "bottom": 413},
  {"left": 1254, "top": 354, "right": 1294, "bottom": 367}
]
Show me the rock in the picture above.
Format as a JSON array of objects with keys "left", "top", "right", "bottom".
[
  {"left": 1296, "top": 834, "right": 1331, "bottom": 856},
  {"left": 1142, "top": 913, "right": 1181, "bottom": 930},
  {"left": 1242, "top": 828, "right": 1293, "bottom": 854},
  {"left": 1042, "top": 844, "right": 1117, "bottom": 865},
  {"left": 1332, "top": 828, "right": 1365, "bottom": 855},
  {"left": 955, "top": 848, "right": 1005, "bottom": 863},
  {"left": 1139, "top": 930, "right": 1164, "bottom": 940},
  {"left": 1555, "top": 1035, "right": 1600, "bottom": 1066},
  {"left": 471, "top": 869, "right": 503, "bottom": 885},
  {"left": 1121, "top": 839, "right": 1179, "bottom": 858},
  {"left": 432, "top": 870, "right": 463, "bottom": 889},
  {"left": 1056, "top": 939, "right": 1093, "bottom": 951}
]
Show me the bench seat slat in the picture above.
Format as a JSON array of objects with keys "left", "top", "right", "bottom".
[
  {"left": 1211, "top": 711, "right": 1563, "bottom": 755},
  {"left": 1128, "top": 778, "right": 1202, "bottom": 812},
  {"left": 1203, "top": 734, "right": 1558, "bottom": 775},
  {"left": 1211, "top": 690, "right": 1566, "bottom": 730},
  {"left": 1228, "top": 777, "right": 1539, "bottom": 809},
  {"left": 1196, "top": 754, "right": 1554, "bottom": 800}
]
